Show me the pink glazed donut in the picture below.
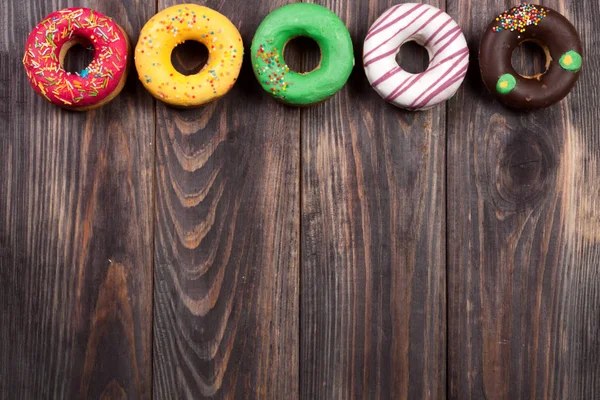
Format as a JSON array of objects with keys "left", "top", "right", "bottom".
[
  {"left": 363, "top": 3, "right": 469, "bottom": 111},
  {"left": 23, "top": 8, "right": 130, "bottom": 110}
]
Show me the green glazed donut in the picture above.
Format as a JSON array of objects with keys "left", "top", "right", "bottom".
[{"left": 251, "top": 3, "right": 354, "bottom": 105}]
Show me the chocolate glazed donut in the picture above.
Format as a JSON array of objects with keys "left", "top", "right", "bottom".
[{"left": 479, "top": 3, "right": 583, "bottom": 110}]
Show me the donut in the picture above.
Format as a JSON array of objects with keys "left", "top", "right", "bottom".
[
  {"left": 135, "top": 4, "right": 243, "bottom": 108},
  {"left": 479, "top": 3, "right": 583, "bottom": 110},
  {"left": 23, "top": 8, "right": 130, "bottom": 111},
  {"left": 363, "top": 4, "right": 469, "bottom": 111},
  {"left": 251, "top": 3, "right": 354, "bottom": 106}
]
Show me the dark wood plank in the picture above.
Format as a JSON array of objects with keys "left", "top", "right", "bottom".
[
  {"left": 0, "top": 0, "right": 154, "bottom": 398},
  {"left": 447, "top": 0, "right": 600, "bottom": 398},
  {"left": 152, "top": 1, "right": 300, "bottom": 398},
  {"left": 300, "top": 1, "right": 447, "bottom": 398}
]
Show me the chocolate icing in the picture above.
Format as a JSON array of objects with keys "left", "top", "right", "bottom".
[{"left": 479, "top": 4, "right": 583, "bottom": 110}]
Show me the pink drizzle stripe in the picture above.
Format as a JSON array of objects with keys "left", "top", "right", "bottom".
[
  {"left": 408, "top": 55, "right": 468, "bottom": 107},
  {"left": 419, "top": 65, "right": 469, "bottom": 108},
  {"left": 386, "top": 70, "right": 428, "bottom": 102},
  {"left": 405, "top": 10, "right": 444, "bottom": 40},
  {"left": 365, "top": 3, "right": 423, "bottom": 40},
  {"left": 363, "top": 7, "right": 430, "bottom": 62},
  {"left": 384, "top": 47, "right": 468, "bottom": 102},
  {"left": 364, "top": 47, "right": 398, "bottom": 67},
  {"left": 372, "top": 67, "right": 402, "bottom": 87},
  {"left": 422, "top": 68, "right": 469, "bottom": 108},
  {"left": 408, "top": 56, "right": 467, "bottom": 107},
  {"left": 411, "top": 63, "right": 469, "bottom": 109},
  {"left": 364, "top": 4, "right": 469, "bottom": 110},
  {"left": 434, "top": 25, "right": 461, "bottom": 45},
  {"left": 368, "top": 4, "right": 401, "bottom": 32},
  {"left": 429, "top": 28, "right": 463, "bottom": 62},
  {"left": 387, "top": 52, "right": 465, "bottom": 104},
  {"left": 430, "top": 47, "right": 469, "bottom": 67},
  {"left": 422, "top": 18, "right": 452, "bottom": 46},
  {"left": 364, "top": 8, "right": 444, "bottom": 63}
]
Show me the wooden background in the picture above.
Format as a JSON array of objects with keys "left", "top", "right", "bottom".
[{"left": 1, "top": 0, "right": 598, "bottom": 398}]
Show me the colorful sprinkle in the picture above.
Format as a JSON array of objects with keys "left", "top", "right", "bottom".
[
  {"left": 135, "top": 4, "right": 243, "bottom": 106},
  {"left": 493, "top": 2, "right": 548, "bottom": 33},
  {"left": 23, "top": 8, "right": 127, "bottom": 107},
  {"left": 254, "top": 44, "right": 293, "bottom": 100}
]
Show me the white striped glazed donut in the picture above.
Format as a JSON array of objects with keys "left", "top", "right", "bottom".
[{"left": 363, "top": 3, "right": 469, "bottom": 111}]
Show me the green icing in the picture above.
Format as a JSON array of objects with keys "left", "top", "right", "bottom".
[
  {"left": 250, "top": 3, "right": 354, "bottom": 105},
  {"left": 496, "top": 74, "right": 517, "bottom": 95},
  {"left": 559, "top": 50, "right": 582, "bottom": 72}
]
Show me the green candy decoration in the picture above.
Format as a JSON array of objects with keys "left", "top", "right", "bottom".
[
  {"left": 496, "top": 74, "right": 517, "bottom": 95},
  {"left": 559, "top": 50, "right": 582, "bottom": 72},
  {"left": 250, "top": 3, "right": 354, "bottom": 105}
]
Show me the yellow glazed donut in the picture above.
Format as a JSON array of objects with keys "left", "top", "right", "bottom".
[{"left": 135, "top": 4, "right": 243, "bottom": 107}]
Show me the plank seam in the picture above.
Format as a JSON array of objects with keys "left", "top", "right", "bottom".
[
  {"left": 444, "top": 3, "right": 450, "bottom": 400},
  {"left": 151, "top": 0, "right": 159, "bottom": 396},
  {"left": 298, "top": 75, "right": 303, "bottom": 400}
]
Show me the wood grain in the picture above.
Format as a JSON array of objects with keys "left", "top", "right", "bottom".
[
  {"left": 300, "top": 1, "right": 446, "bottom": 398},
  {"left": 2, "top": 0, "right": 599, "bottom": 398},
  {"left": 0, "top": 0, "right": 154, "bottom": 398},
  {"left": 447, "top": 0, "right": 600, "bottom": 398},
  {"left": 152, "top": 1, "right": 300, "bottom": 398}
]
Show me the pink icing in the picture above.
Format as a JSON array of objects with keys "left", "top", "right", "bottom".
[{"left": 23, "top": 8, "right": 128, "bottom": 108}]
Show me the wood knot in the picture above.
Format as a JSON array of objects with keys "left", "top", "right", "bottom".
[
  {"left": 226, "top": 131, "right": 237, "bottom": 144},
  {"left": 484, "top": 117, "right": 559, "bottom": 212}
]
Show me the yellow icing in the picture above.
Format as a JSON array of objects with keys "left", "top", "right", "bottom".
[
  {"left": 563, "top": 55, "right": 573, "bottom": 65},
  {"left": 135, "top": 4, "right": 243, "bottom": 107}
]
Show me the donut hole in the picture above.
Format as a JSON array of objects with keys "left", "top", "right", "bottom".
[
  {"left": 396, "top": 41, "right": 430, "bottom": 74},
  {"left": 61, "top": 39, "right": 94, "bottom": 74},
  {"left": 283, "top": 37, "right": 321, "bottom": 74},
  {"left": 511, "top": 40, "right": 551, "bottom": 80},
  {"left": 171, "top": 40, "right": 209, "bottom": 75}
]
